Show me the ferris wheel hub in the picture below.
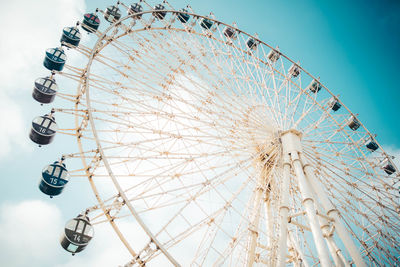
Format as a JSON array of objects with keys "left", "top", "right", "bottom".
[{"left": 280, "top": 129, "right": 303, "bottom": 154}]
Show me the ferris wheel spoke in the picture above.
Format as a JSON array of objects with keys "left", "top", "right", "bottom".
[
  {"left": 303, "top": 159, "right": 400, "bottom": 244},
  {"left": 92, "top": 43, "right": 256, "bottom": 126},
  {"left": 303, "top": 149, "right": 398, "bottom": 208},
  {"left": 34, "top": 7, "right": 399, "bottom": 265},
  {"left": 152, "top": 173, "right": 255, "bottom": 265}
]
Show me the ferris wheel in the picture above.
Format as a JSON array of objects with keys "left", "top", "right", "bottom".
[{"left": 29, "top": 0, "right": 400, "bottom": 266}]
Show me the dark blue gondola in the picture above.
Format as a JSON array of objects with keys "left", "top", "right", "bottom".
[
  {"left": 365, "top": 137, "right": 379, "bottom": 152},
  {"left": 200, "top": 17, "right": 213, "bottom": 30},
  {"left": 348, "top": 116, "right": 360, "bottom": 131},
  {"left": 308, "top": 80, "right": 322, "bottom": 93},
  {"left": 32, "top": 76, "right": 58, "bottom": 104},
  {"left": 43, "top": 47, "right": 66, "bottom": 71},
  {"left": 82, "top": 13, "right": 100, "bottom": 33},
  {"left": 177, "top": 8, "right": 190, "bottom": 23},
  {"left": 60, "top": 215, "right": 94, "bottom": 255},
  {"left": 39, "top": 161, "right": 69, "bottom": 197},
  {"left": 382, "top": 159, "right": 396, "bottom": 175},
  {"left": 329, "top": 97, "right": 341, "bottom": 111},
  {"left": 61, "top": 26, "right": 81, "bottom": 47},
  {"left": 153, "top": 4, "right": 166, "bottom": 20},
  {"left": 29, "top": 113, "right": 58, "bottom": 145},
  {"left": 246, "top": 38, "right": 257, "bottom": 50},
  {"left": 129, "top": 3, "right": 143, "bottom": 18},
  {"left": 267, "top": 49, "right": 280, "bottom": 62},
  {"left": 224, "top": 27, "right": 236, "bottom": 39},
  {"left": 104, "top": 5, "right": 121, "bottom": 23},
  {"left": 223, "top": 27, "right": 236, "bottom": 39}
]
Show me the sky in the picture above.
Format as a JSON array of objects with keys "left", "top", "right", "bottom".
[{"left": 0, "top": 0, "right": 399, "bottom": 266}]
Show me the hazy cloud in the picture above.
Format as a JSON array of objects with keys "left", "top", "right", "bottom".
[
  {"left": 0, "top": 0, "right": 85, "bottom": 161},
  {"left": 0, "top": 200, "right": 63, "bottom": 267}
]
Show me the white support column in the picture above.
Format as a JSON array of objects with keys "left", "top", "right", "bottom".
[
  {"left": 288, "top": 230, "right": 310, "bottom": 267},
  {"left": 320, "top": 220, "right": 343, "bottom": 267},
  {"left": 300, "top": 154, "right": 366, "bottom": 267},
  {"left": 332, "top": 241, "right": 351, "bottom": 267},
  {"left": 276, "top": 154, "right": 291, "bottom": 267},
  {"left": 281, "top": 130, "right": 332, "bottom": 267},
  {"left": 246, "top": 166, "right": 267, "bottom": 267},
  {"left": 264, "top": 196, "right": 275, "bottom": 266},
  {"left": 304, "top": 173, "right": 343, "bottom": 266}
]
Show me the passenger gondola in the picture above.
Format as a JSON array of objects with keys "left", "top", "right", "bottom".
[
  {"left": 223, "top": 27, "right": 236, "bottom": 39},
  {"left": 348, "top": 116, "right": 360, "bottom": 131},
  {"left": 246, "top": 38, "right": 257, "bottom": 50},
  {"left": 177, "top": 8, "right": 190, "bottom": 23},
  {"left": 267, "top": 49, "right": 280, "bottom": 62},
  {"left": 365, "top": 137, "right": 379, "bottom": 152},
  {"left": 329, "top": 97, "right": 341, "bottom": 111},
  {"left": 29, "top": 111, "right": 58, "bottom": 145},
  {"left": 60, "top": 26, "right": 81, "bottom": 48},
  {"left": 288, "top": 63, "right": 301, "bottom": 78},
  {"left": 32, "top": 76, "right": 58, "bottom": 104},
  {"left": 308, "top": 79, "right": 322, "bottom": 93},
  {"left": 39, "top": 160, "right": 70, "bottom": 197},
  {"left": 382, "top": 158, "right": 396, "bottom": 175},
  {"left": 43, "top": 47, "right": 66, "bottom": 71},
  {"left": 82, "top": 13, "right": 100, "bottom": 33},
  {"left": 104, "top": 5, "right": 121, "bottom": 23},
  {"left": 200, "top": 17, "right": 213, "bottom": 30},
  {"left": 128, "top": 3, "right": 143, "bottom": 19},
  {"left": 60, "top": 215, "right": 94, "bottom": 255},
  {"left": 153, "top": 4, "right": 166, "bottom": 20}
]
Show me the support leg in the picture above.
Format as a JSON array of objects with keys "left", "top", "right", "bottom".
[
  {"left": 246, "top": 166, "right": 268, "bottom": 267},
  {"left": 300, "top": 154, "right": 366, "bottom": 267},
  {"left": 291, "top": 151, "right": 332, "bottom": 267},
  {"left": 277, "top": 154, "right": 291, "bottom": 267},
  {"left": 281, "top": 130, "right": 331, "bottom": 267}
]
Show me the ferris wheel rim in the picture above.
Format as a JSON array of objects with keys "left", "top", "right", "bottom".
[
  {"left": 81, "top": 9, "right": 398, "bottom": 180},
  {"left": 85, "top": 8, "right": 397, "bottom": 163},
  {"left": 82, "top": 13, "right": 184, "bottom": 267},
  {"left": 66, "top": 6, "right": 400, "bottom": 265}
]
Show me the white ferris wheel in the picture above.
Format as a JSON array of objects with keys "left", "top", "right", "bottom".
[{"left": 29, "top": 1, "right": 400, "bottom": 266}]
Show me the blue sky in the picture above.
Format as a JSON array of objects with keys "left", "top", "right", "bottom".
[
  {"left": 177, "top": 0, "right": 400, "bottom": 146},
  {"left": 0, "top": 0, "right": 399, "bottom": 266}
]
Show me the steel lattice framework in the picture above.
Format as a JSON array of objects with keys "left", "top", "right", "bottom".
[{"left": 39, "top": 1, "right": 400, "bottom": 266}]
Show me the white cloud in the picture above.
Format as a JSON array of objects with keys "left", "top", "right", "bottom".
[
  {"left": 0, "top": 0, "right": 86, "bottom": 86},
  {"left": 0, "top": 91, "right": 30, "bottom": 159},
  {"left": 0, "top": 200, "right": 148, "bottom": 267},
  {"left": 54, "top": 224, "right": 127, "bottom": 267},
  {"left": 0, "top": 0, "right": 85, "bottom": 161},
  {"left": 0, "top": 200, "right": 63, "bottom": 267}
]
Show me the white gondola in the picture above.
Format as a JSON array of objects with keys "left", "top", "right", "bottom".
[
  {"left": 307, "top": 79, "right": 322, "bottom": 93},
  {"left": 288, "top": 63, "right": 301, "bottom": 78},
  {"left": 60, "top": 215, "right": 94, "bottom": 255},
  {"left": 348, "top": 115, "right": 360, "bottom": 131},
  {"left": 267, "top": 49, "right": 280, "bottom": 62},
  {"left": 104, "top": 5, "right": 121, "bottom": 23},
  {"left": 328, "top": 97, "right": 341, "bottom": 111}
]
